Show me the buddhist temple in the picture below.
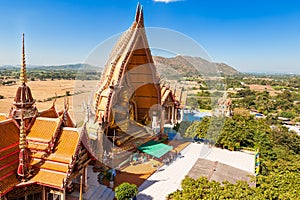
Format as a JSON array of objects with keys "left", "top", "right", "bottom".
[
  {"left": 0, "top": 34, "right": 94, "bottom": 200},
  {"left": 0, "top": 4, "right": 181, "bottom": 199},
  {"left": 88, "top": 3, "right": 180, "bottom": 168}
]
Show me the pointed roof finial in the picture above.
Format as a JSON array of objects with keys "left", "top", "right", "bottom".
[
  {"left": 20, "top": 33, "right": 27, "bottom": 85},
  {"left": 135, "top": 2, "right": 141, "bottom": 22},
  {"left": 139, "top": 5, "right": 144, "bottom": 27}
]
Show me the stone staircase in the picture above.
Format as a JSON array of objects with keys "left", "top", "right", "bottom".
[
  {"left": 82, "top": 184, "right": 115, "bottom": 200},
  {"left": 67, "top": 184, "right": 115, "bottom": 200},
  {"left": 67, "top": 166, "right": 115, "bottom": 200}
]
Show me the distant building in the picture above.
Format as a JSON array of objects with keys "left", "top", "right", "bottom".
[
  {"left": 283, "top": 125, "right": 300, "bottom": 136},
  {"left": 215, "top": 97, "right": 232, "bottom": 116}
]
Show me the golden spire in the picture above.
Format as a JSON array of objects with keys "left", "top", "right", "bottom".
[
  {"left": 17, "top": 112, "right": 30, "bottom": 181},
  {"left": 20, "top": 33, "right": 27, "bottom": 84}
]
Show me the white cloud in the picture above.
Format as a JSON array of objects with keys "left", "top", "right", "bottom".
[{"left": 153, "top": 0, "right": 184, "bottom": 3}]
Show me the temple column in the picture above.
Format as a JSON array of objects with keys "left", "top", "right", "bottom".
[
  {"left": 96, "top": 126, "right": 104, "bottom": 165},
  {"left": 168, "top": 106, "right": 171, "bottom": 123},
  {"left": 42, "top": 186, "right": 46, "bottom": 200},
  {"left": 160, "top": 107, "right": 165, "bottom": 136},
  {"left": 171, "top": 105, "right": 175, "bottom": 125},
  {"left": 180, "top": 109, "right": 184, "bottom": 122},
  {"left": 60, "top": 190, "right": 66, "bottom": 200},
  {"left": 83, "top": 166, "right": 89, "bottom": 192}
]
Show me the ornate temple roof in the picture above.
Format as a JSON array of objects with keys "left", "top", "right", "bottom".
[
  {"left": 29, "top": 127, "right": 81, "bottom": 188},
  {"left": 161, "top": 85, "right": 179, "bottom": 106},
  {"left": 0, "top": 111, "right": 86, "bottom": 196},
  {"left": 0, "top": 34, "right": 91, "bottom": 197},
  {"left": 94, "top": 3, "right": 160, "bottom": 124}
]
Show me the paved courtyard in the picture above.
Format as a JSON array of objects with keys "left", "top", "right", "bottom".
[{"left": 138, "top": 143, "right": 255, "bottom": 200}]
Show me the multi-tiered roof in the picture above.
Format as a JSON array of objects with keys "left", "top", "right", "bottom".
[
  {"left": 0, "top": 34, "right": 92, "bottom": 197},
  {"left": 94, "top": 3, "right": 161, "bottom": 125}
]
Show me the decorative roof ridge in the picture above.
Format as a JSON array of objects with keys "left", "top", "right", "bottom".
[
  {"left": 0, "top": 118, "right": 14, "bottom": 125},
  {"left": 37, "top": 168, "right": 67, "bottom": 175},
  {"left": 138, "top": 5, "right": 144, "bottom": 28},
  {"left": 78, "top": 123, "right": 97, "bottom": 158},
  {"left": 38, "top": 106, "right": 58, "bottom": 115},
  {"left": 52, "top": 94, "right": 57, "bottom": 107},
  {"left": 35, "top": 116, "right": 62, "bottom": 122},
  {"left": 61, "top": 127, "right": 78, "bottom": 131}
]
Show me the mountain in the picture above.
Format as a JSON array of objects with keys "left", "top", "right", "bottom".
[
  {"left": 0, "top": 63, "right": 100, "bottom": 71},
  {"left": 1, "top": 56, "right": 239, "bottom": 76},
  {"left": 28, "top": 63, "right": 100, "bottom": 71},
  {"left": 153, "top": 55, "right": 239, "bottom": 77}
]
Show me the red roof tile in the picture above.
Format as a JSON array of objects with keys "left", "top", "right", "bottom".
[{"left": 0, "top": 120, "right": 20, "bottom": 196}]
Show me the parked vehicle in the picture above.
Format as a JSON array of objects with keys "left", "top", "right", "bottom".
[{"left": 193, "top": 136, "right": 204, "bottom": 143}]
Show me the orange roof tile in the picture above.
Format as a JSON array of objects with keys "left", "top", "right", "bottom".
[
  {"left": 27, "top": 117, "right": 62, "bottom": 143},
  {"left": 0, "top": 119, "right": 20, "bottom": 196},
  {"left": 27, "top": 142, "right": 49, "bottom": 152},
  {"left": 47, "top": 127, "right": 79, "bottom": 163},
  {"left": 30, "top": 158, "right": 69, "bottom": 173},
  {"left": 28, "top": 128, "right": 80, "bottom": 189},
  {"left": 0, "top": 153, "right": 19, "bottom": 172},
  {"left": 0, "top": 114, "right": 7, "bottom": 121},
  {"left": 31, "top": 169, "right": 66, "bottom": 188},
  {"left": 0, "top": 174, "right": 19, "bottom": 196},
  {"left": 0, "top": 120, "right": 19, "bottom": 150},
  {"left": 30, "top": 127, "right": 80, "bottom": 163},
  {"left": 0, "top": 159, "right": 19, "bottom": 180},
  {"left": 0, "top": 144, "right": 19, "bottom": 159}
]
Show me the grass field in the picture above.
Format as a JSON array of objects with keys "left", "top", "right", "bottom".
[{"left": 0, "top": 80, "right": 98, "bottom": 123}]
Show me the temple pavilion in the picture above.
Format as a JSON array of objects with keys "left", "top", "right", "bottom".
[
  {"left": 87, "top": 3, "right": 180, "bottom": 168},
  {"left": 0, "top": 34, "right": 94, "bottom": 200}
]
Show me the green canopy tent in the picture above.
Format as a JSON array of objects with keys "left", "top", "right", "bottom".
[{"left": 137, "top": 140, "right": 173, "bottom": 159}]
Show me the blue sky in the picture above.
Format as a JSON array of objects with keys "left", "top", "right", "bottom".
[{"left": 0, "top": 0, "right": 300, "bottom": 73}]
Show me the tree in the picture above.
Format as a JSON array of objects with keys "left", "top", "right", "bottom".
[
  {"left": 115, "top": 182, "right": 138, "bottom": 200},
  {"left": 174, "top": 121, "right": 193, "bottom": 136},
  {"left": 168, "top": 116, "right": 300, "bottom": 199}
]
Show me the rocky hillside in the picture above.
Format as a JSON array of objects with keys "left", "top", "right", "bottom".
[{"left": 153, "top": 55, "right": 239, "bottom": 77}]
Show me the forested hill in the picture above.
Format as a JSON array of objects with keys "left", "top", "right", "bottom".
[
  {"left": 153, "top": 55, "right": 240, "bottom": 76},
  {"left": 30, "top": 63, "right": 99, "bottom": 71}
]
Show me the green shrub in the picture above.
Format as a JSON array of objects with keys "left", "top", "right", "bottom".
[{"left": 115, "top": 182, "right": 138, "bottom": 200}]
